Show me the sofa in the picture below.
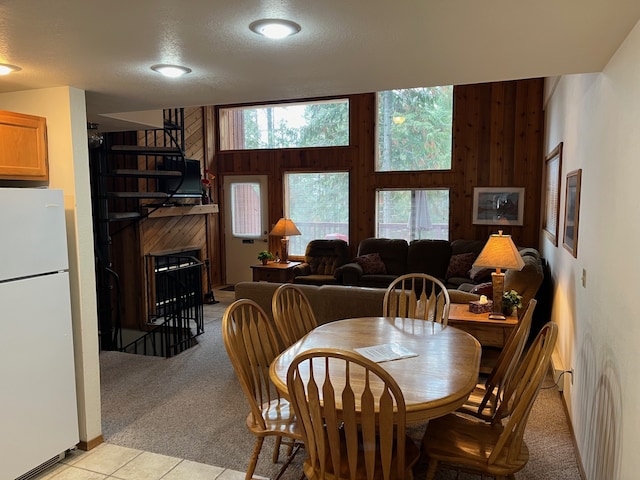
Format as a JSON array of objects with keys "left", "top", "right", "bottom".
[
  {"left": 234, "top": 281, "right": 387, "bottom": 326},
  {"left": 336, "top": 237, "right": 493, "bottom": 289}
]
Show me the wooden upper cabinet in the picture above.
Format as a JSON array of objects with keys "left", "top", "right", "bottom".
[{"left": 0, "top": 110, "right": 48, "bottom": 181}]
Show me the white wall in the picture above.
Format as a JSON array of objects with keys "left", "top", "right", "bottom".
[
  {"left": 543, "top": 20, "right": 640, "bottom": 480},
  {"left": 0, "top": 87, "right": 102, "bottom": 447}
]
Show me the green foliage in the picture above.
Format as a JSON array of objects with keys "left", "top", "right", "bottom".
[
  {"left": 503, "top": 290, "right": 523, "bottom": 309},
  {"left": 257, "top": 250, "right": 274, "bottom": 261},
  {"left": 377, "top": 86, "right": 453, "bottom": 171},
  {"left": 241, "top": 101, "right": 349, "bottom": 149}
]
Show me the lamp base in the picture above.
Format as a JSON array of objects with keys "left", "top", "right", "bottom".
[
  {"left": 491, "top": 271, "right": 506, "bottom": 319},
  {"left": 280, "top": 238, "right": 290, "bottom": 263}
]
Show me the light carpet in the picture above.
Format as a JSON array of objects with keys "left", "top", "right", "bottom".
[{"left": 100, "top": 290, "right": 582, "bottom": 479}]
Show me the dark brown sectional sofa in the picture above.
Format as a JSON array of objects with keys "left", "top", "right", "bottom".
[{"left": 335, "top": 237, "right": 493, "bottom": 289}]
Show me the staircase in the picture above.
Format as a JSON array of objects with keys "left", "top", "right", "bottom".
[{"left": 89, "top": 108, "right": 205, "bottom": 356}]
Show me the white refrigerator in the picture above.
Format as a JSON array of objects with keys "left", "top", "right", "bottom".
[{"left": 0, "top": 188, "right": 79, "bottom": 479}]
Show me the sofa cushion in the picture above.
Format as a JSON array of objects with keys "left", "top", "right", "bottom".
[
  {"left": 358, "top": 238, "right": 408, "bottom": 276},
  {"left": 445, "top": 252, "right": 476, "bottom": 280},
  {"left": 450, "top": 239, "right": 487, "bottom": 257},
  {"left": 354, "top": 253, "right": 386, "bottom": 274},
  {"left": 407, "top": 239, "right": 452, "bottom": 279}
]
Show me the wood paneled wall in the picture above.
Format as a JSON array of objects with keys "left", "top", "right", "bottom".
[{"left": 203, "top": 79, "right": 543, "bottom": 282}]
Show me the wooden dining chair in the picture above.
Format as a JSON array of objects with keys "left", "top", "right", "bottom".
[
  {"left": 287, "top": 348, "right": 420, "bottom": 480},
  {"left": 458, "top": 298, "right": 536, "bottom": 421},
  {"left": 272, "top": 283, "right": 318, "bottom": 348},
  {"left": 421, "top": 321, "right": 558, "bottom": 480},
  {"left": 222, "top": 299, "right": 303, "bottom": 480},
  {"left": 383, "top": 273, "right": 451, "bottom": 325}
]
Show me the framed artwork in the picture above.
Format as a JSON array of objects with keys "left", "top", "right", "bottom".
[
  {"left": 472, "top": 187, "right": 525, "bottom": 226},
  {"left": 543, "top": 142, "right": 563, "bottom": 246},
  {"left": 563, "top": 169, "right": 582, "bottom": 257}
]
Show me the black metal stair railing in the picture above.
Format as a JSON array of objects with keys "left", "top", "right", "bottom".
[{"left": 121, "top": 254, "right": 204, "bottom": 358}]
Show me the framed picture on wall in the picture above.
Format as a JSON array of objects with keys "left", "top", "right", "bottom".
[
  {"left": 563, "top": 169, "right": 582, "bottom": 257},
  {"left": 472, "top": 187, "right": 525, "bottom": 226},
  {"left": 543, "top": 142, "right": 563, "bottom": 246}
]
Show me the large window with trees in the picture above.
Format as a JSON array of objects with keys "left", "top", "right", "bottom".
[
  {"left": 284, "top": 172, "right": 349, "bottom": 256},
  {"left": 219, "top": 99, "right": 350, "bottom": 150},
  {"left": 377, "top": 86, "right": 453, "bottom": 171},
  {"left": 376, "top": 189, "right": 449, "bottom": 241}
]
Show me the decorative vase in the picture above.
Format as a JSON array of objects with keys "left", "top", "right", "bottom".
[
  {"left": 503, "top": 305, "right": 517, "bottom": 317},
  {"left": 261, "top": 259, "right": 268, "bottom": 265}
]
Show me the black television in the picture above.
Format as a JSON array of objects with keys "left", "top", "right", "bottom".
[{"left": 159, "top": 158, "right": 202, "bottom": 199}]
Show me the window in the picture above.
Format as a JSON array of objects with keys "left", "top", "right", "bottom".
[
  {"left": 284, "top": 172, "right": 349, "bottom": 256},
  {"left": 376, "top": 86, "right": 453, "bottom": 171},
  {"left": 376, "top": 189, "right": 449, "bottom": 241},
  {"left": 230, "top": 182, "right": 262, "bottom": 237},
  {"left": 219, "top": 99, "right": 350, "bottom": 150}
]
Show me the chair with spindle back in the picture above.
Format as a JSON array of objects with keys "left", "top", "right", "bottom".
[
  {"left": 222, "top": 299, "right": 302, "bottom": 480},
  {"left": 383, "top": 273, "right": 451, "bottom": 325},
  {"left": 421, "top": 321, "right": 558, "bottom": 480},
  {"left": 287, "top": 347, "right": 420, "bottom": 480},
  {"left": 272, "top": 283, "right": 318, "bottom": 348},
  {"left": 458, "top": 298, "right": 536, "bottom": 421}
]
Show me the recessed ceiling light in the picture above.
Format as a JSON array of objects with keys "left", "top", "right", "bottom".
[
  {"left": 150, "top": 64, "right": 192, "bottom": 78},
  {"left": 0, "top": 63, "right": 21, "bottom": 76},
  {"left": 249, "top": 19, "right": 301, "bottom": 39}
]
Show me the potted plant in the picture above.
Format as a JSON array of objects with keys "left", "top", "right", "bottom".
[
  {"left": 257, "top": 250, "right": 274, "bottom": 265},
  {"left": 502, "top": 289, "right": 523, "bottom": 316}
]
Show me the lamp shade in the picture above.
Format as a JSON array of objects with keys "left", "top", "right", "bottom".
[
  {"left": 269, "top": 218, "right": 301, "bottom": 237},
  {"left": 473, "top": 231, "right": 525, "bottom": 271}
]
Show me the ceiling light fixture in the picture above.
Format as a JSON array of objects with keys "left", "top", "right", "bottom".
[
  {"left": 150, "top": 64, "right": 192, "bottom": 78},
  {"left": 249, "top": 19, "right": 301, "bottom": 39},
  {"left": 0, "top": 63, "right": 22, "bottom": 76}
]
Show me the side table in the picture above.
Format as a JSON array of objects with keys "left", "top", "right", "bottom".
[
  {"left": 250, "top": 261, "right": 301, "bottom": 283},
  {"left": 447, "top": 303, "right": 518, "bottom": 373}
]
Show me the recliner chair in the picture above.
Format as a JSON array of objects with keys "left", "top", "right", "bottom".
[{"left": 291, "top": 239, "right": 350, "bottom": 285}]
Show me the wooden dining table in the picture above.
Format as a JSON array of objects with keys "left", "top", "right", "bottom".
[{"left": 270, "top": 317, "right": 482, "bottom": 423}]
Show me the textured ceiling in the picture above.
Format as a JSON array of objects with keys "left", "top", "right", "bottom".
[{"left": 1, "top": 0, "right": 639, "bottom": 130}]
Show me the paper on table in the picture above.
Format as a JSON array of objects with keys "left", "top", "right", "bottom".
[{"left": 354, "top": 343, "right": 418, "bottom": 363}]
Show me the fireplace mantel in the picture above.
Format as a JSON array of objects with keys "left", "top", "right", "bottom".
[{"left": 144, "top": 204, "right": 219, "bottom": 219}]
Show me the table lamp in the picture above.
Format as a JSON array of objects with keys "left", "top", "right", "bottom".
[
  {"left": 472, "top": 230, "right": 525, "bottom": 319},
  {"left": 269, "top": 218, "right": 301, "bottom": 263}
]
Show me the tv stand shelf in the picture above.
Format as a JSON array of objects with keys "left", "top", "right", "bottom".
[{"left": 145, "top": 204, "right": 218, "bottom": 218}]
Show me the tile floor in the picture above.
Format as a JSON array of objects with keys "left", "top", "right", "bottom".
[{"left": 32, "top": 443, "right": 262, "bottom": 480}]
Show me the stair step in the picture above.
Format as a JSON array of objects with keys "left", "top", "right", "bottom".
[
  {"left": 109, "top": 212, "right": 142, "bottom": 221},
  {"left": 110, "top": 145, "right": 183, "bottom": 156},
  {"left": 108, "top": 191, "right": 171, "bottom": 199},
  {"left": 110, "top": 169, "right": 182, "bottom": 178}
]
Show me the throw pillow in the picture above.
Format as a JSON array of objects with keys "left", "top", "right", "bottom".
[
  {"left": 354, "top": 253, "right": 386, "bottom": 275},
  {"left": 445, "top": 252, "right": 476, "bottom": 280}
]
